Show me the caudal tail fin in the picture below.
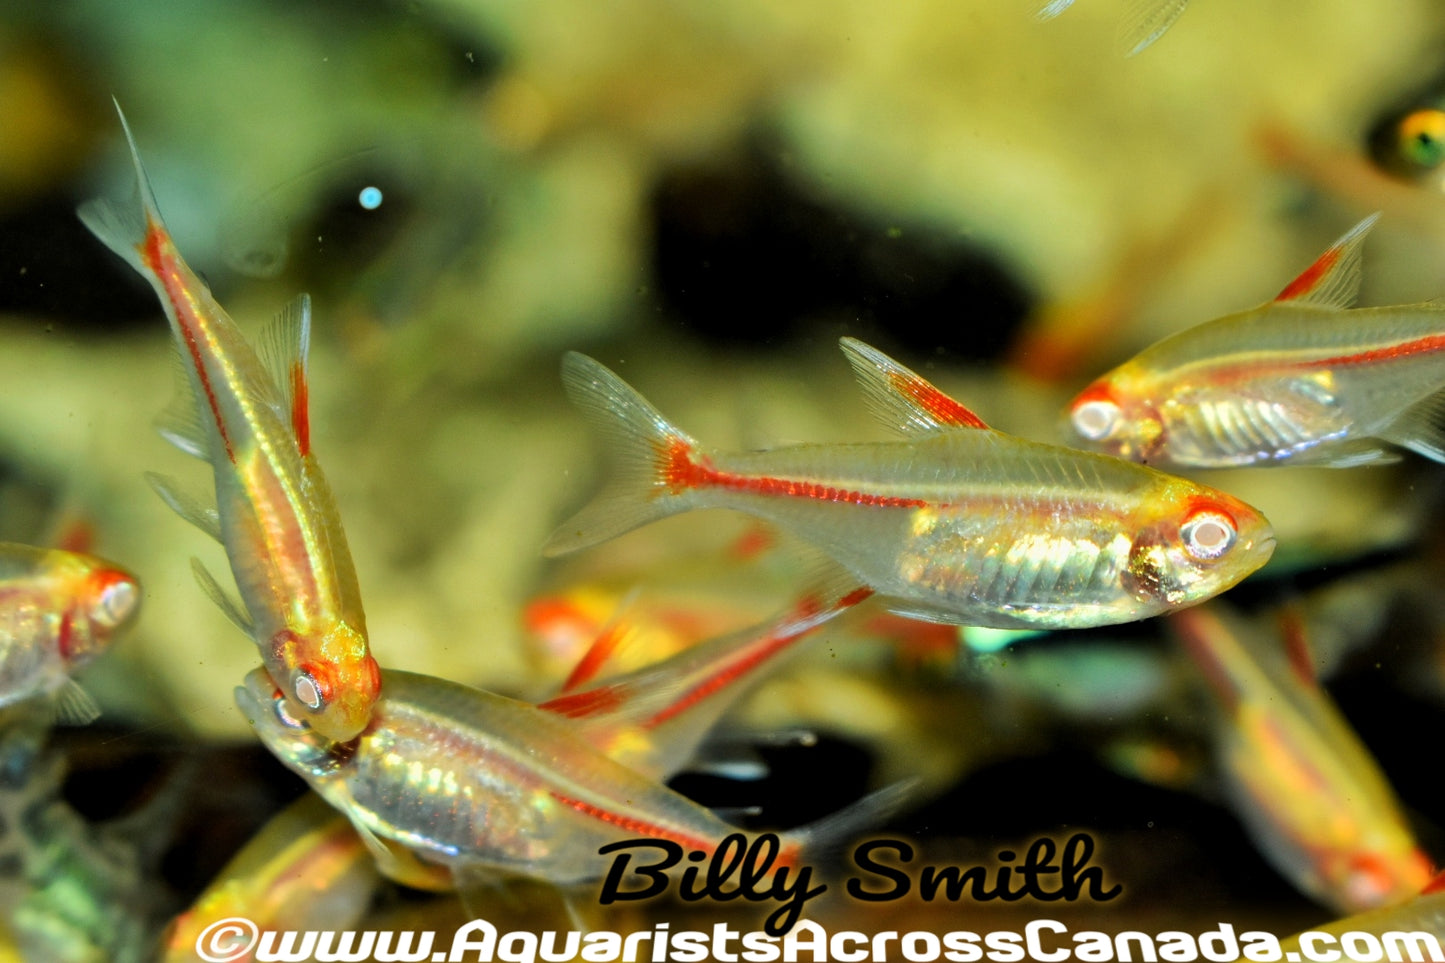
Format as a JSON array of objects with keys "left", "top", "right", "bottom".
[
  {"left": 76, "top": 99, "right": 166, "bottom": 275},
  {"left": 792, "top": 779, "right": 917, "bottom": 864},
  {"left": 542, "top": 352, "right": 702, "bottom": 557}
]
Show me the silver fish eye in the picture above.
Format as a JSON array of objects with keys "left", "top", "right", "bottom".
[
  {"left": 94, "top": 580, "right": 137, "bottom": 628},
  {"left": 1072, "top": 399, "right": 1119, "bottom": 441},
  {"left": 293, "top": 671, "right": 325, "bottom": 710},
  {"left": 1180, "top": 511, "right": 1236, "bottom": 561}
]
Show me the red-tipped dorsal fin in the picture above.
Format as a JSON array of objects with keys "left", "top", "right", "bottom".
[
  {"left": 1273, "top": 213, "right": 1380, "bottom": 309},
  {"left": 1422, "top": 868, "right": 1445, "bottom": 895},
  {"left": 259, "top": 294, "right": 314, "bottom": 455},
  {"left": 557, "top": 591, "right": 640, "bottom": 694},
  {"left": 838, "top": 337, "right": 989, "bottom": 435},
  {"left": 290, "top": 359, "right": 311, "bottom": 457}
]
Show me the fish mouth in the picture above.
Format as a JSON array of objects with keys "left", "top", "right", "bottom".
[{"left": 234, "top": 667, "right": 279, "bottom": 726}]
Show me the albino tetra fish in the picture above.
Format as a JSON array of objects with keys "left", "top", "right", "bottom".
[
  {"left": 236, "top": 661, "right": 906, "bottom": 936},
  {"left": 545, "top": 338, "right": 1274, "bottom": 630},
  {"left": 78, "top": 103, "right": 378, "bottom": 741},
  {"left": 0, "top": 543, "right": 139, "bottom": 723},
  {"left": 1068, "top": 214, "right": 1445, "bottom": 469},
  {"left": 1036, "top": 0, "right": 1192, "bottom": 56},
  {"left": 1169, "top": 603, "right": 1432, "bottom": 913},
  {"left": 160, "top": 794, "right": 377, "bottom": 963}
]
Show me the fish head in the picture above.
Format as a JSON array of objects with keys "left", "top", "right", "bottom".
[
  {"left": 236, "top": 666, "right": 355, "bottom": 778},
  {"left": 55, "top": 554, "right": 141, "bottom": 667},
  {"left": 1322, "top": 846, "right": 1434, "bottom": 913},
  {"left": 1121, "top": 485, "right": 1275, "bottom": 610},
  {"left": 1067, "top": 369, "right": 1164, "bottom": 462},
  {"left": 267, "top": 622, "right": 381, "bottom": 743}
]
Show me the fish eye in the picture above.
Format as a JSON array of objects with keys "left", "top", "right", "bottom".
[
  {"left": 1394, "top": 109, "right": 1445, "bottom": 172},
  {"left": 293, "top": 670, "right": 327, "bottom": 711},
  {"left": 89, "top": 572, "right": 138, "bottom": 629},
  {"left": 94, "top": 579, "right": 138, "bottom": 628},
  {"left": 1180, "top": 510, "right": 1236, "bottom": 561},
  {"left": 1072, "top": 399, "right": 1120, "bottom": 441}
]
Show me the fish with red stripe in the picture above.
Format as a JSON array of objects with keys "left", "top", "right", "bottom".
[
  {"left": 78, "top": 103, "right": 378, "bottom": 741},
  {"left": 235, "top": 581, "right": 906, "bottom": 935},
  {"left": 545, "top": 339, "right": 1275, "bottom": 629},
  {"left": 1067, "top": 214, "right": 1445, "bottom": 468}
]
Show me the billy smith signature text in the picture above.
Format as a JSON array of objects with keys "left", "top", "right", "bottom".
[{"left": 597, "top": 832, "right": 1121, "bottom": 936}]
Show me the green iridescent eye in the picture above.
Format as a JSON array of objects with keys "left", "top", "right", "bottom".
[{"left": 1395, "top": 109, "right": 1445, "bottom": 171}]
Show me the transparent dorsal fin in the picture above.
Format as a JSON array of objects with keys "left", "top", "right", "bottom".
[
  {"left": 189, "top": 557, "right": 254, "bottom": 635},
  {"left": 1274, "top": 213, "right": 1380, "bottom": 309},
  {"left": 145, "top": 472, "right": 221, "bottom": 543},
  {"left": 838, "top": 337, "right": 988, "bottom": 436},
  {"left": 258, "top": 293, "right": 313, "bottom": 455}
]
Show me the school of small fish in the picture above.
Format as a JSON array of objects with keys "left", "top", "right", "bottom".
[{"left": 10, "top": 30, "right": 1445, "bottom": 957}]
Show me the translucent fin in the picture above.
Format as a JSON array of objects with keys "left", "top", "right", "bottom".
[
  {"left": 155, "top": 351, "right": 211, "bottom": 459},
  {"left": 557, "top": 588, "right": 641, "bottom": 694},
  {"left": 53, "top": 680, "right": 101, "bottom": 726},
  {"left": 190, "top": 557, "right": 254, "bottom": 635},
  {"left": 75, "top": 100, "right": 165, "bottom": 273},
  {"left": 346, "top": 820, "right": 450, "bottom": 891},
  {"left": 1273, "top": 213, "right": 1379, "bottom": 308},
  {"left": 545, "top": 574, "right": 871, "bottom": 781},
  {"left": 793, "top": 779, "right": 917, "bottom": 861},
  {"left": 838, "top": 337, "right": 988, "bottom": 435},
  {"left": 542, "top": 353, "right": 700, "bottom": 558},
  {"left": 684, "top": 742, "right": 771, "bottom": 781},
  {"left": 1310, "top": 441, "right": 1401, "bottom": 468},
  {"left": 1118, "top": 0, "right": 1190, "bottom": 56},
  {"left": 145, "top": 472, "right": 221, "bottom": 543},
  {"left": 1378, "top": 387, "right": 1445, "bottom": 463},
  {"left": 258, "top": 294, "right": 313, "bottom": 456},
  {"left": 1036, "top": 0, "right": 1075, "bottom": 20}
]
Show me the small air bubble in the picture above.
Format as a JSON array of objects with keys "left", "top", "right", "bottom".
[{"left": 358, "top": 186, "right": 383, "bottom": 210}]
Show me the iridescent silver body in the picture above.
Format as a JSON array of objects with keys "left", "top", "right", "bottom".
[
  {"left": 684, "top": 434, "right": 1211, "bottom": 628},
  {"left": 546, "top": 349, "right": 1275, "bottom": 630},
  {"left": 237, "top": 668, "right": 784, "bottom": 885},
  {"left": 1085, "top": 300, "right": 1445, "bottom": 467}
]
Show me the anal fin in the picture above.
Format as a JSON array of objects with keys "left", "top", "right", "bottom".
[{"left": 1379, "top": 387, "right": 1445, "bottom": 463}]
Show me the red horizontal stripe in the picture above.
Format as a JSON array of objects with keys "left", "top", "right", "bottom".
[{"left": 662, "top": 440, "right": 928, "bottom": 509}]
